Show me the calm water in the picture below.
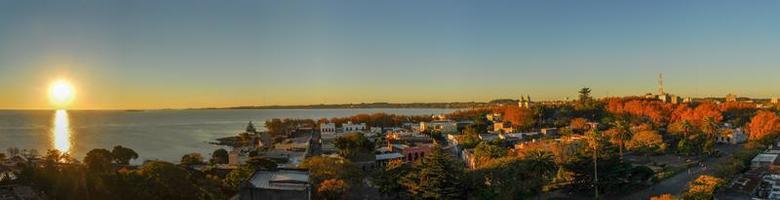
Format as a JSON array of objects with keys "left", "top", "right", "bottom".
[{"left": 0, "top": 108, "right": 452, "bottom": 164}]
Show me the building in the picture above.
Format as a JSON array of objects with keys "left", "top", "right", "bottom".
[
  {"left": 752, "top": 152, "right": 780, "bottom": 169},
  {"left": 716, "top": 128, "right": 748, "bottom": 144},
  {"left": 239, "top": 168, "right": 311, "bottom": 200},
  {"left": 726, "top": 93, "right": 738, "bottom": 102},
  {"left": 486, "top": 113, "right": 502, "bottom": 122},
  {"left": 375, "top": 152, "right": 404, "bottom": 167},
  {"left": 518, "top": 95, "right": 532, "bottom": 108},
  {"left": 319, "top": 123, "right": 336, "bottom": 135},
  {"left": 541, "top": 128, "right": 559, "bottom": 136},
  {"left": 492, "top": 121, "right": 514, "bottom": 133},
  {"left": 342, "top": 122, "right": 367, "bottom": 132},
  {"left": 773, "top": 97, "right": 779, "bottom": 104},
  {"left": 419, "top": 120, "right": 457, "bottom": 133},
  {"left": 391, "top": 144, "right": 432, "bottom": 163}
]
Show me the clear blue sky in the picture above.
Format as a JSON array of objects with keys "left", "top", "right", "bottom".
[{"left": 1, "top": 0, "right": 779, "bottom": 109}]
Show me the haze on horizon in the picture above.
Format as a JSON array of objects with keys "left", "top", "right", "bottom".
[{"left": 1, "top": 0, "right": 779, "bottom": 110}]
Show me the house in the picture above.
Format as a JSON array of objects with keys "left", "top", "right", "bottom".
[
  {"left": 492, "top": 121, "right": 514, "bottom": 133},
  {"left": 319, "top": 123, "right": 336, "bottom": 135},
  {"left": 541, "top": 128, "right": 559, "bottom": 136},
  {"left": 751, "top": 150, "right": 780, "bottom": 169},
  {"left": 342, "top": 122, "right": 367, "bottom": 132},
  {"left": 419, "top": 120, "right": 457, "bottom": 133},
  {"left": 716, "top": 128, "right": 748, "bottom": 144},
  {"left": 479, "top": 134, "right": 500, "bottom": 142},
  {"left": 375, "top": 152, "right": 404, "bottom": 167},
  {"left": 392, "top": 144, "right": 432, "bottom": 163},
  {"left": 239, "top": 168, "right": 311, "bottom": 200},
  {"left": 486, "top": 113, "right": 502, "bottom": 122}
]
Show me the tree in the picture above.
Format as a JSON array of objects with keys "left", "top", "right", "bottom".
[
  {"left": 682, "top": 175, "right": 723, "bottom": 200},
  {"left": 111, "top": 145, "right": 138, "bottom": 165},
  {"left": 579, "top": 88, "right": 592, "bottom": 103},
  {"left": 246, "top": 157, "right": 278, "bottom": 170},
  {"left": 524, "top": 149, "right": 557, "bottom": 197},
  {"left": 524, "top": 150, "right": 557, "bottom": 179},
  {"left": 137, "top": 161, "right": 220, "bottom": 199},
  {"left": 473, "top": 142, "right": 507, "bottom": 167},
  {"left": 748, "top": 111, "right": 780, "bottom": 140},
  {"left": 300, "top": 156, "right": 361, "bottom": 187},
  {"left": 180, "top": 153, "right": 205, "bottom": 166},
  {"left": 469, "top": 157, "right": 541, "bottom": 199},
  {"left": 373, "top": 160, "right": 411, "bottom": 199},
  {"left": 402, "top": 145, "right": 464, "bottom": 199},
  {"left": 224, "top": 165, "right": 254, "bottom": 191},
  {"left": 334, "top": 132, "right": 374, "bottom": 159},
  {"left": 500, "top": 105, "right": 536, "bottom": 130},
  {"left": 570, "top": 118, "right": 590, "bottom": 133},
  {"left": 458, "top": 127, "right": 481, "bottom": 149},
  {"left": 210, "top": 148, "right": 229, "bottom": 164},
  {"left": 84, "top": 148, "right": 114, "bottom": 174},
  {"left": 610, "top": 118, "right": 633, "bottom": 161},
  {"left": 627, "top": 130, "right": 666, "bottom": 157},
  {"left": 318, "top": 179, "right": 350, "bottom": 200},
  {"left": 651, "top": 193, "right": 676, "bottom": 200}
]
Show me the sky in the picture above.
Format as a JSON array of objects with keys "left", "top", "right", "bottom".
[{"left": 1, "top": 0, "right": 779, "bottom": 109}]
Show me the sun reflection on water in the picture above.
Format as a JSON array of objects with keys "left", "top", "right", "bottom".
[{"left": 52, "top": 109, "right": 71, "bottom": 153}]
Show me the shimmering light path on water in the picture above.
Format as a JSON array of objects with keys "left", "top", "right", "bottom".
[{"left": 52, "top": 110, "right": 71, "bottom": 153}]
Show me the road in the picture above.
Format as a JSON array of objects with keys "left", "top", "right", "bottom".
[{"left": 618, "top": 145, "right": 740, "bottom": 200}]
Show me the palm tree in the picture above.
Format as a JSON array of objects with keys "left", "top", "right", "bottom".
[
  {"left": 524, "top": 149, "right": 556, "bottom": 199},
  {"left": 585, "top": 129, "right": 603, "bottom": 199},
  {"left": 612, "top": 118, "right": 633, "bottom": 162},
  {"left": 525, "top": 150, "right": 556, "bottom": 178}
]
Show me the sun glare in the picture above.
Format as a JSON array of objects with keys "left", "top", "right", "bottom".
[{"left": 49, "top": 80, "right": 75, "bottom": 108}]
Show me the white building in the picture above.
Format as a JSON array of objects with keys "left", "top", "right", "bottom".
[
  {"left": 752, "top": 153, "right": 780, "bottom": 169},
  {"left": 343, "top": 122, "right": 367, "bottom": 132},
  {"left": 319, "top": 123, "right": 336, "bottom": 135},
  {"left": 419, "top": 120, "right": 457, "bottom": 133},
  {"left": 716, "top": 128, "right": 747, "bottom": 144}
]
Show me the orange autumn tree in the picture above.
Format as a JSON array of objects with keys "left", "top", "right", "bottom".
[
  {"left": 682, "top": 175, "right": 723, "bottom": 200},
  {"left": 496, "top": 105, "right": 535, "bottom": 131},
  {"left": 748, "top": 111, "right": 780, "bottom": 140},
  {"left": 650, "top": 193, "right": 676, "bottom": 200},
  {"left": 605, "top": 97, "right": 672, "bottom": 126}
]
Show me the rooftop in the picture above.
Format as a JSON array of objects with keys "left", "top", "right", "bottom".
[{"left": 247, "top": 169, "right": 310, "bottom": 191}]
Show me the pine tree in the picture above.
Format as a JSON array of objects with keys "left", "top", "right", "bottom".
[{"left": 403, "top": 145, "right": 465, "bottom": 199}]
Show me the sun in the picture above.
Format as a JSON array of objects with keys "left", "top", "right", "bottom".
[{"left": 49, "top": 80, "right": 76, "bottom": 108}]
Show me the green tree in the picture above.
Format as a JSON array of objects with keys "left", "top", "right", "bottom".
[
  {"left": 224, "top": 165, "right": 254, "bottom": 191},
  {"left": 373, "top": 160, "right": 411, "bottom": 199},
  {"left": 111, "top": 145, "right": 138, "bottom": 165},
  {"left": 180, "top": 153, "right": 205, "bottom": 166},
  {"left": 611, "top": 118, "right": 633, "bottom": 161},
  {"left": 84, "top": 148, "right": 114, "bottom": 174},
  {"left": 334, "top": 132, "right": 374, "bottom": 159},
  {"left": 473, "top": 142, "right": 507, "bottom": 167},
  {"left": 246, "top": 157, "right": 278, "bottom": 170},
  {"left": 210, "top": 148, "right": 229, "bottom": 164},
  {"left": 402, "top": 145, "right": 464, "bottom": 199}
]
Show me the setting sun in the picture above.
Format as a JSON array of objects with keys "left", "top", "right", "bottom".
[{"left": 49, "top": 80, "right": 75, "bottom": 108}]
